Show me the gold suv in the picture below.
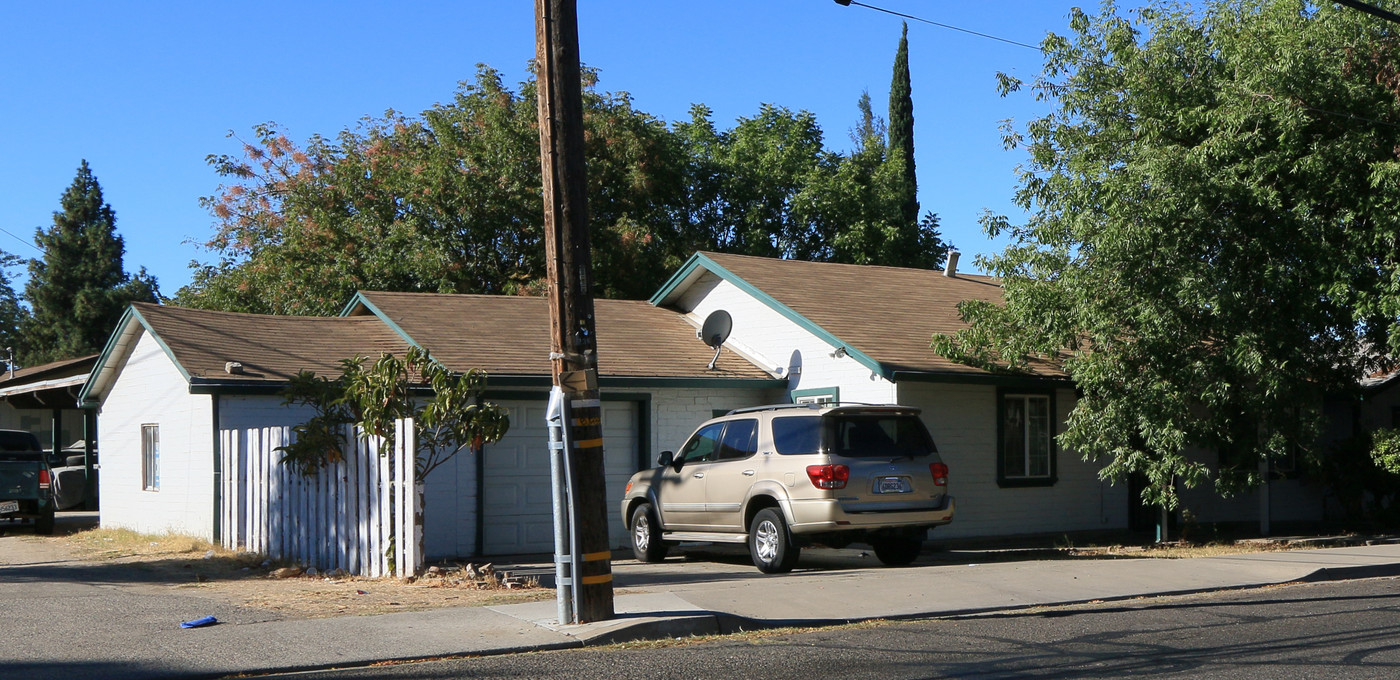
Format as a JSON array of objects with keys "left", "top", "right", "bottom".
[{"left": 621, "top": 404, "right": 955, "bottom": 573}]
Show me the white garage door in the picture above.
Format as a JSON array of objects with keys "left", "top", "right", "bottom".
[{"left": 481, "top": 400, "right": 639, "bottom": 555}]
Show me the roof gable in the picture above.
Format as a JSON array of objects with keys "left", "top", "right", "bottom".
[
  {"left": 652, "top": 251, "right": 1061, "bottom": 381},
  {"left": 81, "top": 303, "right": 412, "bottom": 405}
]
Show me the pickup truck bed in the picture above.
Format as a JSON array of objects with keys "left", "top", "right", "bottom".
[{"left": 0, "top": 450, "right": 56, "bottom": 534}]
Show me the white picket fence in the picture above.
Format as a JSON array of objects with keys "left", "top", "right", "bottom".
[{"left": 219, "top": 418, "right": 421, "bottom": 578}]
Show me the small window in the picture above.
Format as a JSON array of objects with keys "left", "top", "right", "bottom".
[
  {"left": 793, "top": 387, "right": 839, "bottom": 405},
  {"left": 142, "top": 424, "right": 159, "bottom": 491},
  {"left": 678, "top": 423, "right": 724, "bottom": 464},
  {"left": 999, "top": 392, "right": 1055, "bottom": 486},
  {"left": 772, "top": 416, "right": 823, "bottom": 454},
  {"left": 717, "top": 419, "right": 759, "bottom": 461}
]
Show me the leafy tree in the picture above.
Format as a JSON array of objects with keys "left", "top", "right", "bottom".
[
  {"left": 277, "top": 346, "right": 510, "bottom": 572},
  {"left": 933, "top": 0, "right": 1400, "bottom": 510},
  {"left": 182, "top": 66, "right": 952, "bottom": 315},
  {"left": 21, "top": 161, "right": 159, "bottom": 365},
  {"left": 182, "top": 67, "right": 684, "bottom": 314},
  {"left": 887, "top": 22, "right": 918, "bottom": 231}
]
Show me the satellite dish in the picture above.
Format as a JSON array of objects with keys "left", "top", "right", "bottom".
[{"left": 701, "top": 310, "right": 732, "bottom": 371}]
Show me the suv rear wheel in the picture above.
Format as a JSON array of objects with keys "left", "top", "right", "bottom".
[
  {"left": 749, "top": 508, "right": 800, "bottom": 574},
  {"left": 872, "top": 534, "right": 922, "bottom": 566},
  {"left": 630, "top": 503, "right": 669, "bottom": 562}
]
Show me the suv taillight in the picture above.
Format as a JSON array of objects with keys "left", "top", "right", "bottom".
[
  {"left": 806, "top": 464, "right": 849, "bottom": 489},
  {"left": 38, "top": 469, "right": 50, "bottom": 489},
  {"left": 930, "top": 462, "right": 948, "bottom": 487}
]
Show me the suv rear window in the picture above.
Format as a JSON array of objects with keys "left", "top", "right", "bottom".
[
  {"left": 771, "top": 416, "right": 822, "bottom": 454},
  {"left": 828, "top": 415, "right": 935, "bottom": 458}
]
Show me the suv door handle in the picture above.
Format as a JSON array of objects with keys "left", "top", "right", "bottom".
[
  {"left": 742, "top": 470, "right": 755, "bottom": 476},
  {"left": 692, "top": 472, "right": 705, "bottom": 479}
]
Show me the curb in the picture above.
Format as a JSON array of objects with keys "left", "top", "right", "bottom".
[{"left": 576, "top": 564, "right": 1400, "bottom": 645}]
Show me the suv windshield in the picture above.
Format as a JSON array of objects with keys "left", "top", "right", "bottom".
[{"left": 827, "top": 414, "right": 935, "bottom": 459}]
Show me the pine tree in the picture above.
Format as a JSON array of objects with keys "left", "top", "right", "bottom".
[
  {"left": 20, "top": 161, "right": 159, "bottom": 365},
  {"left": 887, "top": 22, "right": 918, "bottom": 230}
]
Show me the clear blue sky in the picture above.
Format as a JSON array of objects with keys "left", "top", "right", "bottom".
[{"left": 0, "top": 1, "right": 1084, "bottom": 298}]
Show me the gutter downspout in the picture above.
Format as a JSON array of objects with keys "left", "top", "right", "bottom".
[{"left": 212, "top": 394, "right": 222, "bottom": 546}]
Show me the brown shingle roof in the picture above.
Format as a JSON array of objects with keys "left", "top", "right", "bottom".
[
  {"left": 0, "top": 354, "right": 97, "bottom": 386},
  {"left": 695, "top": 252, "right": 1062, "bottom": 378},
  {"left": 132, "top": 302, "right": 410, "bottom": 382},
  {"left": 350, "top": 291, "right": 773, "bottom": 380}
]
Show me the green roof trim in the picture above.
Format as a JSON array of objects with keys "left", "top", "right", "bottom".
[
  {"left": 339, "top": 292, "right": 424, "bottom": 352},
  {"left": 890, "top": 370, "right": 1072, "bottom": 388},
  {"left": 187, "top": 374, "right": 784, "bottom": 395},
  {"left": 649, "top": 252, "right": 891, "bottom": 380},
  {"left": 79, "top": 305, "right": 193, "bottom": 407}
]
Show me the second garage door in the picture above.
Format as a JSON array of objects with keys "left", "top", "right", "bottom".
[{"left": 481, "top": 399, "right": 639, "bottom": 555}]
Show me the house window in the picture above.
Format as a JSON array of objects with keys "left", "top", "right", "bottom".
[
  {"left": 998, "top": 391, "right": 1056, "bottom": 487},
  {"left": 792, "top": 387, "right": 839, "bottom": 405},
  {"left": 141, "top": 424, "right": 159, "bottom": 491}
]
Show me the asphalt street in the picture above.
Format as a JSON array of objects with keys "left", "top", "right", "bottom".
[{"left": 266, "top": 577, "right": 1400, "bottom": 680}]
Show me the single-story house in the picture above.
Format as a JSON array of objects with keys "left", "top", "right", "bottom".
[
  {"left": 81, "top": 251, "right": 1325, "bottom": 558},
  {"left": 80, "top": 290, "right": 782, "bottom": 556}
]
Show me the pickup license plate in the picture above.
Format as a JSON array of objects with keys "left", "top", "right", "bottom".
[
  {"left": 875, "top": 476, "right": 912, "bottom": 494},
  {"left": 0, "top": 500, "right": 18, "bottom": 515}
]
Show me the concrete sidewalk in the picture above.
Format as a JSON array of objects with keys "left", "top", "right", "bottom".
[{"left": 6, "top": 542, "right": 1400, "bottom": 679}]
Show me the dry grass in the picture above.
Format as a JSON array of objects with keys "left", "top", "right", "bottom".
[
  {"left": 1059, "top": 538, "right": 1333, "bottom": 560},
  {"left": 59, "top": 527, "right": 550, "bottom": 619}
]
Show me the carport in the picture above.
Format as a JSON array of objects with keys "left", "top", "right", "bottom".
[{"left": 0, "top": 355, "right": 99, "bottom": 509}]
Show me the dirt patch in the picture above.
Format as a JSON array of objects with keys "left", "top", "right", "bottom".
[{"left": 52, "top": 528, "right": 551, "bottom": 619}]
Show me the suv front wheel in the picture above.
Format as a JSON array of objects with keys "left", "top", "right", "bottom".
[
  {"left": 749, "top": 508, "right": 800, "bottom": 574},
  {"left": 630, "top": 503, "right": 669, "bottom": 562}
]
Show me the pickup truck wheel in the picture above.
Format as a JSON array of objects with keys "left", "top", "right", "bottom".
[
  {"left": 872, "top": 535, "right": 922, "bottom": 566},
  {"left": 630, "top": 503, "right": 669, "bottom": 562},
  {"left": 34, "top": 503, "right": 55, "bottom": 536},
  {"left": 749, "top": 508, "right": 799, "bottom": 574}
]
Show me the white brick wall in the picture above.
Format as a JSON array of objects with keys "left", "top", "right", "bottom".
[
  {"left": 97, "top": 330, "right": 215, "bottom": 539},
  {"left": 642, "top": 386, "right": 784, "bottom": 457},
  {"left": 675, "top": 274, "right": 898, "bottom": 404},
  {"left": 898, "top": 382, "right": 1129, "bottom": 539}
]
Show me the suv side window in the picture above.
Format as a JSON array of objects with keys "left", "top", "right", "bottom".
[
  {"left": 679, "top": 423, "right": 725, "bottom": 464},
  {"left": 771, "top": 416, "right": 823, "bottom": 454},
  {"left": 717, "top": 419, "right": 759, "bottom": 461}
]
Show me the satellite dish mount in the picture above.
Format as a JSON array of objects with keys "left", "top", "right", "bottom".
[{"left": 700, "top": 310, "right": 733, "bottom": 371}]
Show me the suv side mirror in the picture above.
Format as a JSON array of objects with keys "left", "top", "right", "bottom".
[{"left": 657, "top": 451, "right": 675, "bottom": 468}]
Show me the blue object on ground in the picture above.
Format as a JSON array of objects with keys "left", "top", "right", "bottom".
[{"left": 180, "top": 616, "right": 218, "bottom": 629}]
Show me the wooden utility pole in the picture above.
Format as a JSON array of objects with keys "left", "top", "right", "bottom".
[{"left": 535, "top": 0, "right": 614, "bottom": 622}]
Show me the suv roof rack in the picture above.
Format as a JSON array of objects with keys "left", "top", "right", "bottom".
[
  {"left": 724, "top": 403, "right": 822, "bottom": 416},
  {"left": 723, "top": 401, "right": 913, "bottom": 417}
]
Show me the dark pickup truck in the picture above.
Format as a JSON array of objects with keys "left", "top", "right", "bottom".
[{"left": 0, "top": 430, "right": 55, "bottom": 535}]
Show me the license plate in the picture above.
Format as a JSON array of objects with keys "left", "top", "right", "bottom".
[
  {"left": 0, "top": 500, "right": 18, "bottom": 515},
  {"left": 875, "top": 476, "right": 911, "bottom": 494}
]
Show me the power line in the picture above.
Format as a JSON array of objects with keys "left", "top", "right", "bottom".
[
  {"left": 836, "top": 0, "right": 1400, "bottom": 133},
  {"left": 0, "top": 226, "right": 42, "bottom": 256},
  {"left": 833, "top": 0, "right": 1042, "bottom": 52}
]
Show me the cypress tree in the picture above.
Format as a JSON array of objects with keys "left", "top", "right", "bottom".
[
  {"left": 888, "top": 22, "right": 918, "bottom": 229},
  {"left": 19, "top": 161, "right": 159, "bottom": 365}
]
